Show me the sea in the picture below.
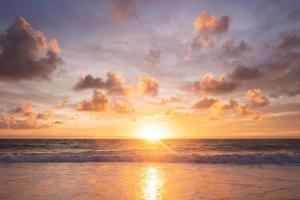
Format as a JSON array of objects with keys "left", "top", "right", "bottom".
[{"left": 0, "top": 139, "right": 300, "bottom": 199}]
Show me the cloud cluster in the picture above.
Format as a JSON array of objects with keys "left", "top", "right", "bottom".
[
  {"left": 187, "top": 12, "right": 230, "bottom": 55},
  {"left": 246, "top": 89, "right": 270, "bottom": 107},
  {"left": 74, "top": 72, "right": 159, "bottom": 113},
  {"left": 77, "top": 90, "right": 134, "bottom": 113},
  {"left": 0, "top": 17, "right": 63, "bottom": 81},
  {"left": 0, "top": 102, "right": 54, "bottom": 129},
  {"left": 192, "top": 96, "right": 263, "bottom": 120},
  {"left": 192, "top": 73, "right": 238, "bottom": 94}
]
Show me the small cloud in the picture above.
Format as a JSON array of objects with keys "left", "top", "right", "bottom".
[
  {"left": 192, "top": 97, "right": 219, "bottom": 109},
  {"left": 37, "top": 110, "right": 53, "bottom": 120},
  {"left": 192, "top": 73, "right": 238, "bottom": 95},
  {"left": 193, "top": 11, "right": 230, "bottom": 36},
  {"left": 221, "top": 40, "right": 251, "bottom": 58},
  {"left": 138, "top": 75, "right": 159, "bottom": 96},
  {"left": 77, "top": 90, "right": 109, "bottom": 112},
  {"left": 246, "top": 89, "right": 270, "bottom": 107}
]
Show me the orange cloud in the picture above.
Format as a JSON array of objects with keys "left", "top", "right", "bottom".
[
  {"left": 138, "top": 75, "right": 159, "bottom": 96},
  {"left": 193, "top": 12, "right": 230, "bottom": 36},
  {"left": 77, "top": 90, "right": 109, "bottom": 112},
  {"left": 246, "top": 89, "right": 270, "bottom": 107},
  {"left": 0, "top": 102, "right": 55, "bottom": 129}
]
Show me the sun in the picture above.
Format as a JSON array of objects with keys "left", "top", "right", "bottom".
[{"left": 136, "top": 123, "right": 169, "bottom": 141}]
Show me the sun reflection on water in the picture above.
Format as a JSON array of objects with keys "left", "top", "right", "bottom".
[{"left": 142, "top": 167, "right": 164, "bottom": 200}]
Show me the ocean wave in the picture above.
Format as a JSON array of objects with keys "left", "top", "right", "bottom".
[{"left": 1, "top": 152, "right": 300, "bottom": 164}]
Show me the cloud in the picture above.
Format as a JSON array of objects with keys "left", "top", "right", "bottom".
[
  {"left": 192, "top": 97, "right": 219, "bottom": 109},
  {"left": 221, "top": 40, "right": 251, "bottom": 58},
  {"left": 236, "top": 104, "right": 263, "bottom": 120},
  {"left": 0, "top": 17, "right": 63, "bottom": 81},
  {"left": 138, "top": 75, "right": 159, "bottom": 96},
  {"left": 37, "top": 110, "right": 53, "bottom": 120},
  {"left": 74, "top": 72, "right": 128, "bottom": 96},
  {"left": 230, "top": 65, "right": 262, "bottom": 80},
  {"left": 111, "top": 0, "right": 139, "bottom": 20},
  {"left": 246, "top": 89, "right": 270, "bottom": 107},
  {"left": 77, "top": 90, "right": 109, "bottom": 112},
  {"left": 192, "top": 73, "right": 239, "bottom": 94},
  {"left": 193, "top": 12, "right": 230, "bottom": 37},
  {"left": 278, "top": 31, "right": 300, "bottom": 51},
  {"left": 145, "top": 50, "right": 161, "bottom": 64}
]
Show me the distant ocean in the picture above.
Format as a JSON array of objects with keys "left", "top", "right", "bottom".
[
  {"left": 1, "top": 139, "right": 300, "bottom": 199},
  {"left": 0, "top": 139, "right": 300, "bottom": 164}
]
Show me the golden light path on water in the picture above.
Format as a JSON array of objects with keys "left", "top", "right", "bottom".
[{"left": 142, "top": 166, "right": 164, "bottom": 200}]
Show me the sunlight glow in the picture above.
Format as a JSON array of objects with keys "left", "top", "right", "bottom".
[{"left": 136, "top": 123, "right": 169, "bottom": 141}]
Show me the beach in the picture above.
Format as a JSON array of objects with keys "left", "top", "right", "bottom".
[
  {"left": 1, "top": 162, "right": 300, "bottom": 200},
  {"left": 0, "top": 139, "right": 300, "bottom": 199}
]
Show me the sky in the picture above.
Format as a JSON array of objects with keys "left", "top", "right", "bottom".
[{"left": 0, "top": 0, "right": 300, "bottom": 139}]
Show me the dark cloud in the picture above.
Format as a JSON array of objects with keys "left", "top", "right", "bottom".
[
  {"left": 192, "top": 73, "right": 239, "bottom": 94},
  {"left": 111, "top": 0, "right": 139, "bottom": 20},
  {"left": 230, "top": 65, "right": 262, "bottom": 81},
  {"left": 221, "top": 40, "right": 251, "bottom": 58},
  {"left": 74, "top": 72, "right": 128, "bottom": 96},
  {"left": 192, "top": 97, "right": 219, "bottom": 109},
  {"left": 0, "top": 17, "right": 63, "bottom": 81}
]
